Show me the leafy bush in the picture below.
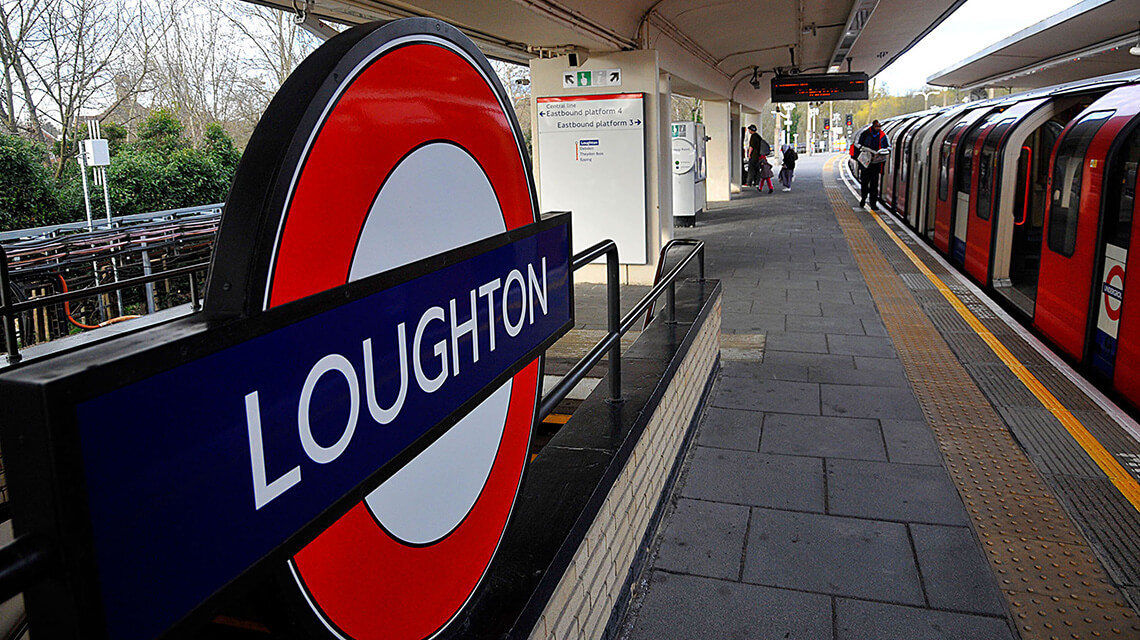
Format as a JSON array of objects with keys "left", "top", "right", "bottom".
[
  {"left": 109, "top": 145, "right": 231, "bottom": 216},
  {"left": 0, "top": 112, "right": 241, "bottom": 231},
  {"left": 136, "top": 109, "right": 191, "bottom": 156},
  {"left": 105, "top": 111, "right": 235, "bottom": 215},
  {"left": 0, "top": 134, "right": 62, "bottom": 230},
  {"left": 203, "top": 122, "right": 241, "bottom": 176}
]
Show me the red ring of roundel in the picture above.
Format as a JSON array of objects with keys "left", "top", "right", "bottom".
[
  {"left": 1105, "top": 264, "right": 1125, "bottom": 322},
  {"left": 268, "top": 40, "right": 538, "bottom": 640}
]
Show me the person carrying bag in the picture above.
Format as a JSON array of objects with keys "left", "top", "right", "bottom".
[
  {"left": 854, "top": 120, "right": 890, "bottom": 209},
  {"left": 779, "top": 144, "right": 797, "bottom": 191}
]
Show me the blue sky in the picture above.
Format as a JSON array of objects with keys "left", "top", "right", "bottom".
[{"left": 874, "top": 0, "right": 1085, "bottom": 94}]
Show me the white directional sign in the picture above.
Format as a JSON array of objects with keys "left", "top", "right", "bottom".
[
  {"left": 561, "top": 68, "right": 622, "bottom": 89},
  {"left": 537, "top": 93, "right": 646, "bottom": 263}
]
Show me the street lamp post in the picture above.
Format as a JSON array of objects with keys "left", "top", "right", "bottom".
[
  {"left": 808, "top": 102, "right": 822, "bottom": 154},
  {"left": 919, "top": 89, "right": 940, "bottom": 110},
  {"left": 778, "top": 103, "right": 795, "bottom": 149},
  {"left": 828, "top": 101, "right": 834, "bottom": 152}
]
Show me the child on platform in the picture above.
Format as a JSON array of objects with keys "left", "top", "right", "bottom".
[{"left": 757, "top": 156, "right": 774, "bottom": 193}]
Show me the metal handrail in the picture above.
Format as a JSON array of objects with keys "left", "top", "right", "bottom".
[
  {"left": 0, "top": 245, "right": 209, "bottom": 364},
  {"left": 0, "top": 250, "right": 20, "bottom": 365},
  {"left": 539, "top": 240, "right": 620, "bottom": 419},
  {"left": 3, "top": 263, "right": 207, "bottom": 314},
  {"left": 641, "top": 238, "right": 706, "bottom": 327},
  {"left": 537, "top": 238, "right": 705, "bottom": 420},
  {"left": 0, "top": 203, "right": 223, "bottom": 243}
]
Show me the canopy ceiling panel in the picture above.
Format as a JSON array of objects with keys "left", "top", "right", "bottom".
[
  {"left": 927, "top": 0, "right": 1140, "bottom": 90},
  {"left": 248, "top": 0, "right": 967, "bottom": 107}
]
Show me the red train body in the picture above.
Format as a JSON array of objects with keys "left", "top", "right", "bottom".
[{"left": 852, "top": 71, "right": 1140, "bottom": 411}]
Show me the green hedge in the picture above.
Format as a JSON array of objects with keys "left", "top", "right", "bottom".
[{"left": 0, "top": 110, "right": 240, "bottom": 232}]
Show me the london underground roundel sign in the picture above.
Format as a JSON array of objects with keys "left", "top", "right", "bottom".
[
  {"left": 203, "top": 18, "right": 562, "bottom": 640},
  {"left": 0, "top": 18, "right": 571, "bottom": 640}
]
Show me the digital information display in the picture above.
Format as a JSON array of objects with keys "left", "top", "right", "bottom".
[{"left": 771, "top": 73, "right": 870, "bottom": 102}]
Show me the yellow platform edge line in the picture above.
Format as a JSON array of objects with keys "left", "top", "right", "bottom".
[{"left": 837, "top": 164, "right": 1140, "bottom": 509}]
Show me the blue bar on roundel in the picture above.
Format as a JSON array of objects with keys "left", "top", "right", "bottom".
[{"left": 75, "top": 221, "right": 571, "bottom": 640}]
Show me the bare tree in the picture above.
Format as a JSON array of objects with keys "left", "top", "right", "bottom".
[
  {"left": 491, "top": 59, "right": 531, "bottom": 154},
  {"left": 0, "top": 0, "right": 49, "bottom": 140},
  {"left": 19, "top": 0, "right": 169, "bottom": 176},
  {"left": 3, "top": 0, "right": 329, "bottom": 158},
  {"left": 223, "top": 2, "right": 321, "bottom": 100},
  {"left": 95, "top": 1, "right": 174, "bottom": 136},
  {"left": 145, "top": 0, "right": 263, "bottom": 143}
]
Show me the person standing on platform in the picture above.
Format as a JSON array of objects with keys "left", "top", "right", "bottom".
[
  {"left": 855, "top": 119, "right": 890, "bottom": 209},
  {"left": 746, "top": 124, "right": 770, "bottom": 187},
  {"left": 778, "top": 144, "right": 798, "bottom": 191},
  {"left": 757, "top": 155, "right": 774, "bottom": 193}
]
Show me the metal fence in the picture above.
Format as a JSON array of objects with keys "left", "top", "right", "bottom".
[{"left": 0, "top": 204, "right": 222, "bottom": 361}]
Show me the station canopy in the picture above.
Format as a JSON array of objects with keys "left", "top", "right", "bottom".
[
  {"left": 927, "top": 0, "right": 1140, "bottom": 91},
  {"left": 248, "top": 0, "right": 967, "bottom": 110}
]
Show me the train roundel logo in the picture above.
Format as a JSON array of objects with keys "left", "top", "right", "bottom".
[
  {"left": 1105, "top": 264, "right": 1125, "bottom": 322},
  {"left": 213, "top": 19, "right": 542, "bottom": 640}
]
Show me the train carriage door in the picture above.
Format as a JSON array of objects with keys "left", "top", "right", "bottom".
[
  {"left": 965, "top": 117, "right": 1015, "bottom": 284},
  {"left": 881, "top": 119, "right": 906, "bottom": 211},
  {"left": 991, "top": 101, "right": 1080, "bottom": 318},
  {"left": 934, "top": 108, "right": 990, "bottom": 255},
  {"left": 951, "top": 114, "right": 1002, "bottom": 265},
  {"left": 898, "top": 114, "right": 938, "bottom": 224},
  {"left": 1035, "top": 109, "right": 1114, "bottom": 360},
  {"left": 887, "top": 117, "right": 919, "bottom": 215},
  {"left": 915, "top": 106, "right": 970, "bottom": 235},
  {"left": 934, "top": 120, "right": 970, "bottom": 253},
  {"left": 1096, "top": 114, "right": 1140, "bottom": 392}
]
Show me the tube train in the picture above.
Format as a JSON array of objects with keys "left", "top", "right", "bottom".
[{"left": 848, "top": 70, "right": 1140, "bottom": 411}]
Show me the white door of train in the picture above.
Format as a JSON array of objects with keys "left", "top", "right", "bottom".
[{"left": 915, "top": 105, "right": 972, "bottom": 239}]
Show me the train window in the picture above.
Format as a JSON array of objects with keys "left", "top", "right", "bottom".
[
  {"left": 899, "top": 138, "right": 911, "bottom": 185},
  {"left": 1102, "top": 121, "right": 1140, "bottom": 250},
  {"left": 1048, "top": 110, "right": 1113, "bottom": 257},
  {"left": 957, "top": 114, "right": 1004, "bottom": 195},
  {"left": 940, "top": 122, "right": 968, "bottom": 201},
  {"left": 977, "top": 150, "right": 993, "bottom": 220},
  {"left": 957, "top": 127, "right": 984, "bottom": 194},
  {"left": 976, "top": 120, "right": 1014, "bottom": 221},
  {"left": 901, "top": 115, "right": 934, "bottom": 189}
]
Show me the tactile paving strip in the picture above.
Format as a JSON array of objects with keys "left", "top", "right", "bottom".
[
  {"left": 863, "top": 211, "right": 1140, "bottom": 598},
  {"left": 825, "top": 161, "right": 1140, "bottom": 639}
]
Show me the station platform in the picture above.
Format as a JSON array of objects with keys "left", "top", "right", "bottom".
[{"left": 616, "top": 154, "right": 1140, "bottom": 639}]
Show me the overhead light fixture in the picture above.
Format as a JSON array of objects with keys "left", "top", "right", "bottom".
[
  {"left": 749, "top": 66, "right": 761, "bottom": 89},
  {"left": 1130, "top": 21, "right": 1140, "bottom": 56}
]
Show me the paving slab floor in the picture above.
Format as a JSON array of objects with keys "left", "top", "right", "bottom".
[{"left": 619, "top": 154, "right": 1018, "bottom": 640}]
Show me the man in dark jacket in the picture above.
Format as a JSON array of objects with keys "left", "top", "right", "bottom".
[
  {"left": 855, "top": 120, "right": 890, "bottom": 209},
  {"left": 746, "top": 124, "right": 770, "bottom": 187},
  {"left": 779, "top": 144, "right": 798, "bottom": 191}
]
